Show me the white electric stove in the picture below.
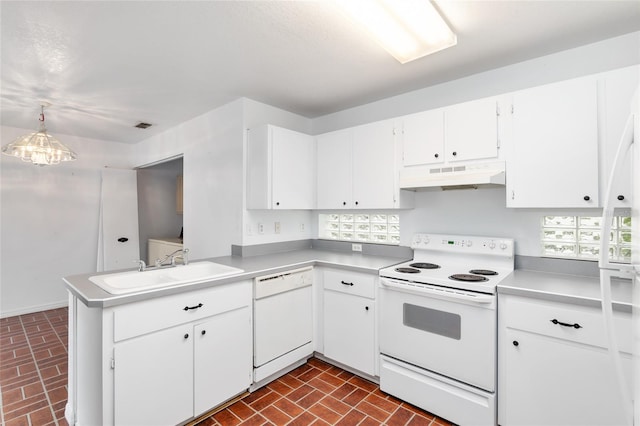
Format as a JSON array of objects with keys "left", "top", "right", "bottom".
[
  {"left": 379, "top": 233, "right": 515, "bottom": 426},
  {"left": 379, "top": 233, "right": 514, "bottom": 294}
]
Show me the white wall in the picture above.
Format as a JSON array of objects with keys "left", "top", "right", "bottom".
[
  {"left": 399, "top": 188, "right": 603, "bottom": 256},
  {"left": 0, "top": 126, "right": 134, "bottom": 317},
  {"left": 134, "top": 99, "right": 245, "bottom": 261}
]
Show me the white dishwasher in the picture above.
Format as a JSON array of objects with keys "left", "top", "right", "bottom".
[{"left": 253, "top": 266, "right": 314, "bottom": 384}]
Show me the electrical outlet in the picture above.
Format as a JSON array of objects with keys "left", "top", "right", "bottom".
[
  {"left": 299, "top": 223, "right": 305, "bottom": 233},
  {"left": 258, "top": 223, "right": 264, "bottom": 234},
  {"left": 275, "top": 222, "right": 281, "bottom": 234},
  {"left": 352, "top": 243, "right": 362, "bottom": 252}
]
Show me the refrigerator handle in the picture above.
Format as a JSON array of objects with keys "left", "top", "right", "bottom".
[{"left": 599, "top": 113, "right": 634, "bottom": 271}]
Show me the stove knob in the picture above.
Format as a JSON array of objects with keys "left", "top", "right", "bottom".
[
  {"left": 466, "top": 240, "right": 473, "bottom": 247},
  {"left": 489, "top": 242, "right": 496, "bottom": 250},
  {"left": 500, "top": 242, "right": 508, "bottom": 250},
  {"left": 414, "top": 236, "right": 422, "bottom": 245},
  {"left": 423, "top": 236, "right": 430, "bottom": 245}
]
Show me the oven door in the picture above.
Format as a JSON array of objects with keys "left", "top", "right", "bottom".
[{"left": 379, "top": 278, "right": 496, "bottom": 391}]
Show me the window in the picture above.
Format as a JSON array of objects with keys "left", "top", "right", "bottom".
[
  {"left": 541, "top": 215, "right": 631, "bottom": 262},
  {"left": 319, "top": 213, "right": 400, "bottom": 245}
]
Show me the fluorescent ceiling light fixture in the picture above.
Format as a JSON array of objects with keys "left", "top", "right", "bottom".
[
  {"left": 2, "top": 104, "right": 77, "bottom": 166},
  {"left": 336, "top": 0, "right": 457, "bottom": 63}
]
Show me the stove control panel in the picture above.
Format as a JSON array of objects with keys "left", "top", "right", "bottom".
[{"left": 411, "top": 233, "right": 514, "bottom": 257}]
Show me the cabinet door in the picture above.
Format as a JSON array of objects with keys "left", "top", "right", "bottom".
[
  {"left": 445, "top": 98, "right": 499, "bottom": 162},
  {"left": 114, "top": 324, "right": 193, "bottom": 426},
  {"left": 352, "top": 120, "right": 396, "bottom": 209},
  {"left": 271, "top": 126, "right": 316, "bottom": 209},
  {"left": 401, "top": 109, "right": 445, "bottom": 167},
  {"left": 601, "top": 66, "right": 638, "bottom": 207},
  {"left": 501, "top": 328, "right": 631, "bottom": 426},
  {"left": 323, "top": 291, "right": 375, "bottom": 376},
  {"left": 508, "top": 78, "right": 599, "bottom": 207},
  {"left": 194, "top": 306, "right": 252, "bottom": 416},
  {"left": 317, "top": 129, "right": 353, "bottom": 209}
]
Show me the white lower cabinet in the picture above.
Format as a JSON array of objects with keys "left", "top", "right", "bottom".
[
  {"left": 321, "top": 269, "right": 377, "bottom": 376},
  {"left": 498, "top": 294, "right": 632, "bottom": 426},
  {"left": 194, "top": 307, "right": 252, "bottom": 415},
  {"left": 114, "top": 323, "right": 193, "bottom": 425},
  {"left": 69, "top": 281, "right": 252, "bottom": 426}
]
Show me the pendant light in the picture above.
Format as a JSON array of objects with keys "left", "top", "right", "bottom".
[{"left": 2, "top": 104, "right": 77, "bottom": 166}]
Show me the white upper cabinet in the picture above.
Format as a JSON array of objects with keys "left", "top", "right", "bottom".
[
  {"left": 247, "top": 124, "right": 316, "bottom": 210},
  {"left": 507, "top": 77, "right": 599, "bottom": 208},
  {"left": 352, "top": 120, "right": 397, "bottom": 209},
  {"left": 401, "top": 109, "right": 445, "bottom": 167},
  {"left": 445, "top": 97, "right": 500, "bottom": 162},
  {"left": 398, "top": 97, "right": 502, "bottom": 182},
  {"left": 317, "top": 120, "right": 413, "bottom": 210},
  {"left": 317, "top": 128, "right": 353, "bottom": 209},
  {"left": 599, "top": 65, "right": 638, "bottom": 208}
]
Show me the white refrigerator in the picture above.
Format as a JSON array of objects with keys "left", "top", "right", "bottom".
[{"left": 599, "top": 85, "right": 639, "bottom": 426}]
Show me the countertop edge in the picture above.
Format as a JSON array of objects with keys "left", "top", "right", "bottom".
[
  {"left": 64, "top": 250, "right": 409, "bottom": 308},
  {"left": 497, "top": 269, "right": 632, "bottom": 313}
]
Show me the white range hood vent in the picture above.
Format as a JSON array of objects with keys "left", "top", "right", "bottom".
[{"left": 399, "top": 161, "right": 506, "bottom": 190}]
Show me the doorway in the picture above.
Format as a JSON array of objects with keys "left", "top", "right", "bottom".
[{"left": 137, "top": 156, "right": 184, "bottom": 264}]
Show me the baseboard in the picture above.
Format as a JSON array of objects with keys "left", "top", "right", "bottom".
[{"left": 0, "top": 300, "right": 69, "bottom": 319}]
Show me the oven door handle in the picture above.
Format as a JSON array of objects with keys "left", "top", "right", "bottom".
[{"left": 380, "top": 278, "right": 494, "bottom": 305}]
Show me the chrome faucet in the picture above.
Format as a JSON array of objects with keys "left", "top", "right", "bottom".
[
  {"left": 134, "top": 259, "right": 147, "bottom": 272},
  {"left": 155, "top": 248, "right": 190, "bottom": 268},
  {"left": 171, "top": 248, "right": 189, "bottom": 266}
]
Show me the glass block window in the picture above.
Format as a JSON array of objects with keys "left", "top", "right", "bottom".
[
  {"left": 319, "top": 213, "right": 400, "bottom": 245},
  {"left": 541, "top": 215, "right": 631, "bottom": 262}
]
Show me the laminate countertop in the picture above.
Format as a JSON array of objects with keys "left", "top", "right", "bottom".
[
  {"left": 64, "top": 249, "right": 409, "bottom": 308},
  {"left": 497, "top": 269, "right": 633, "bottom": 313}
]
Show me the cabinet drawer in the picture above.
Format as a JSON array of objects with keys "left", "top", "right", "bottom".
[
  {"left": 500, "top": 295, "right": 631, "bottom": 353},
  {"left": 323, "top": 269, "right": 375, "bottom": 299},
  {"left": 114, "top": 281, "right": 251, "bottom": 342}
]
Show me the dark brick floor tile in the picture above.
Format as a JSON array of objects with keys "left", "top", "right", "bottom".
[
  {"left": 308, "top": 401, "right": 342, "bottom": 424},
  {"left": 228, "top": 400, "right": 256, "bottom": 420},
  {"left": 272, "top": 396, "right": 304, "bottom": 418},
  {"left": 238, "top": 413, "right": 268, "bottom": 426},
  {"left": 348, "top": 376, "right": 377, "bottom": 393},
  {"left": 288, "top": 411, "right": 318, "bottom": 426},
  {"left": 319, "top": 395, "right": 351, "bottom": 415},
  {"left": 259, "top": 405, "right": 291, "bottom": 425},
  {"left": 266, "top": 378, "right": 294, "bottom": 396},
  {"left": 335, "top": 409, "right": 366, "bottom": 426},
  {"left": 287, "top": 384, "right": 314, "bottom": 403},
  {"left": 330, "top": 382, "right": 357, "bottom": 400},
  {"left": 212, "top": 408, "right": 241, "bottom": 426},
  {"left": 385, "top": 407, "right": 415, "bottom": 426},
  {"left": 355, "top": 400, "right": 390, "bottom": 422},
  {"left": 248, "top": 390, "right": 280, "bottom": 411},
  {"left": 342, "top": 388, "right": 370, "bottom": 407},
  {"left": 297, "top": 389, "right": 324, "bottom": 409}
]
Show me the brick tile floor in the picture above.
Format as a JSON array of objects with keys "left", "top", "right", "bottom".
[
  {"left": 1, "top": 307, "right": 453, "bottom": 426},
  {"left": 0, "top": 308, "right": 69, "bottom": 426}
]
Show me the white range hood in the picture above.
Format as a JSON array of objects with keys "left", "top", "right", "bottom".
[{"left": 399, "top": 161, "right": 506, "bottom": 190}]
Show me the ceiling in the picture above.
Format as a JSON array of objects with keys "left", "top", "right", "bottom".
[{"left": 1, "top": 1, "right": 639, "bottom": 144}]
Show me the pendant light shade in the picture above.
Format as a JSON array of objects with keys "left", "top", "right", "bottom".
[{"left": 2, "top": 105, "right": 77, "bottom": 166}]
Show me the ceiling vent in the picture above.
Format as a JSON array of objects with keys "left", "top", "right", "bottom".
[{"left": 134, "top": 122, "right": 152, "bottom": 129}]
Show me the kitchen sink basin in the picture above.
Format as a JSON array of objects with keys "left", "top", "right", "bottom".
[{"left": 89, "top": 261, "right": 244, "bottom": 295}]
